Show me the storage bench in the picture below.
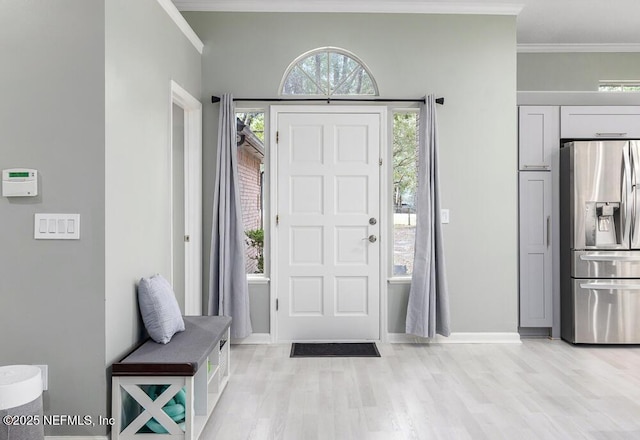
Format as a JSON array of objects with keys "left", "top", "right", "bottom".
[{"left": 111, "top": 316, "right": 231, "bottom": 440}]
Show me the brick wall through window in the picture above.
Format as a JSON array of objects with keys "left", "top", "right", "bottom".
[{"left": 238, "top": 147, "right": 263, "bottom": 273}]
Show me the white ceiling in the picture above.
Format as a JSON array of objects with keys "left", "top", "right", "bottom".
[
  {"left": 515, "top": 0, "right": 640, "bottom": 48},
  {"left": 173, "top": 0, "right": 640, "bottom": 52}
]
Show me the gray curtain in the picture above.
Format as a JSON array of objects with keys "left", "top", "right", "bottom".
[
  {"left": 406, "top": 94, "right": 451, "bottom": 338},
  {"left": 208, "top": 93, "right": 252, "bottom": 338}
]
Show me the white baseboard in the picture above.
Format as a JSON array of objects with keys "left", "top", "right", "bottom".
[
  {"left": 231, "top": 333, "right": 272, "bottom": 344},
  {"left": 229, "top": 332, "right": 521, "bottom": 344},
  {"left": 387, "top": 332, "right": 521, "bottom": 344},
  {"left": 46, "top": 437, "right": 109, "bottom": 440}
]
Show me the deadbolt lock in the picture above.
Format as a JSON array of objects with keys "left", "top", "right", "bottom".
[{"left": 369, "top": 217, "right": 377, "bottom": 225}]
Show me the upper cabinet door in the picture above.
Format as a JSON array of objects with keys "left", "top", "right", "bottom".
[
  {"left": 519, "top": 106, "right": 560, "bottom": 170},
  {"left": 561, "top": 106, "right": 640, "bottom": 139}
]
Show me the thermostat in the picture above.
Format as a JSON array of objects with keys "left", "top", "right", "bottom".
[{"left": 2, "top": 168, "right": 38, "bottom": 197}]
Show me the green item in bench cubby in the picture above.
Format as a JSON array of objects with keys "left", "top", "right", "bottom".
[{"left": 143, "top": 385, "right": 187, "bottom": 433}]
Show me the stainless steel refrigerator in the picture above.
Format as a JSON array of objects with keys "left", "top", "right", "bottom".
[{"left": 560, "top": 140, "right": 640, "bottom": 344}]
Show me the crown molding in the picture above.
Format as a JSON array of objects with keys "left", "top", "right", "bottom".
[
  {"left": 157, "top": 0, "right": 204, "bottom": 54},
  {"left": 518, "top": 43, "right": 640, "bottom": 53},
  {"left": 172, "top": 0, "right": 523, "bottom": 15}
]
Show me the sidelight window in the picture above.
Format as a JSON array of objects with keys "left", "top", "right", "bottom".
[
  {"left": 392, "top": 111, "right": 419, "bottom": 276},
  {"left": 236, "top": 111, "right": 266, "bottom": 274}
]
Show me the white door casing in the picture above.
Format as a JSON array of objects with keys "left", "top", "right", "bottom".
[
  {"left": 170, "top": 81, "right": 202, "bottom": 316},
  {"left": 273, "top": 107, "right": 385, "bottom": 341}
]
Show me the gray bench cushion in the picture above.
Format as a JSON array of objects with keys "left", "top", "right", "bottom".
[{"left": 112, "top": 316, "right": 232, "bottom": 376}]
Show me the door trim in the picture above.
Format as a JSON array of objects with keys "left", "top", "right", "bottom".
[
  {"left": 170, "top": 81, "right": 202, "bottom": 316},
  {"left": 269, "top": 105, "right": 388, "bottom": 342}
]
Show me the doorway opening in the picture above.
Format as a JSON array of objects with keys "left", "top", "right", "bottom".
[{"left": 170, "top": 81, "right": 202, "bottom": 315}]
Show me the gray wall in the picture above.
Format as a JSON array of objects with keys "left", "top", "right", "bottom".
[
  {"left": 0, "top": 0, "right": 201, "bottom": 436},
  {"left": 388, "top": 283, "right": 411, "bottom": 333},
  {"left": 518, "top": 52, "right": 640, "bottom": 91},
  {"left": 248, "top": 283, "right": 270, "bottom": 333},
  {"left": 0, "top": 1, "right": 106, "bottom": 436},
  {"left": 185, "top": 12, "right": 519, "bottom": 334},
  {"left": 105, "top": 0, "right": 201, "bottom": 363}
]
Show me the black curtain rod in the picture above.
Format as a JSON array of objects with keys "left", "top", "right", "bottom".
[{"left": 211, "top": 95, "right": 444, "bottom": 105}]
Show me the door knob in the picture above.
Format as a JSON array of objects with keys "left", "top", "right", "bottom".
[{"left": 368, "top": 235, "right": 377, "bottom": 243}]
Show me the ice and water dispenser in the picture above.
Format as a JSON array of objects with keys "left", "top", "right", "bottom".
[{"left": 585, "top": 201, "right": 621, "bottom": 247}]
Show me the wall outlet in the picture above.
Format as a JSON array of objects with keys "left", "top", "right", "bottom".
[
  {"left": 441, "top": 209, "right": 450, "bottom": 224},
  {"left": 34, "top": 365, "right": 48, "bottom": 391}
]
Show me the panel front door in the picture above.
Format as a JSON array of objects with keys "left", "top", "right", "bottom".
[{"left": 276, "top": 109, "right": 382, "bottom": 341}]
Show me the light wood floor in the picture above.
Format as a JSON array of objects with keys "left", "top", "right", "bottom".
[{"left": 201, "top": 340, "right": 640, "bottom": 439}]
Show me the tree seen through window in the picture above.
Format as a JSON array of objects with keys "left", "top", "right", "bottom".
[
  {"left": 281, "top": 48, "right": 378, "bottom": 97},
  {"left": 393, "top": 112, "right": 419, "bottom": 276}
]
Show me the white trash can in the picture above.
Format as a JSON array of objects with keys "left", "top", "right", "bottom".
[{"left": 0, "top": 365, "right": 44, "bottom": 440}]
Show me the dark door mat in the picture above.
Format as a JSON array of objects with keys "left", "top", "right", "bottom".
[{"left": 290, "top": 342, "right": 381, "bottom": 358}]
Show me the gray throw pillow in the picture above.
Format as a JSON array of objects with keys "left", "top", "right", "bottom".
[{"left": 137, "top": 274, "right": 185, "bottom": 344}]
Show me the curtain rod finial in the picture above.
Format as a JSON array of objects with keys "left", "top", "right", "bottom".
[
  {"left": 211, "top": 95, "right": 221, "bottom": 103},
  {"left": 436, "top": 97, "right": 444, "bottom": 105}
]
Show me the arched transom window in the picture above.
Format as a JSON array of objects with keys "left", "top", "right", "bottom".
[{"left": 280, "top": 47, "right": 379, "bottom": 97}]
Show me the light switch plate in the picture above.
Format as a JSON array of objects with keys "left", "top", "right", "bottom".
[
  {"left": 441, "top": 209, "right": 450, "bottom": 224},
  {"left": 34, "top": 214, "right": 80, "bottom": 239}
]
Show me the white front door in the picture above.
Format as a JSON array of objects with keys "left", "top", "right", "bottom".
[{"left": 275, "top": 108, "right": 384, "bottom": 341}]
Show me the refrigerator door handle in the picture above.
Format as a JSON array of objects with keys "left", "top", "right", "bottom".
[
  {"left": 580, "top": 254, "right": 640, "bottom": 262},
  {"left": 622, "top": 144, "right": 632, "bottom": 246},
  {"left": 632, "top": 142, "right": 639, "bottom": 190},
  {"left": 580, "top": 282, "right": 640, "bottom": 291},
  {"left": 631, "top": 141, "right": 640, "bottom": 248}
]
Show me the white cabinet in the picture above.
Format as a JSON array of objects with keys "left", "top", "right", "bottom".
[
  {"left": 561, "top": 106, "right": 640, "bottom": 139},
  {"left": 519, "top": 172, "right": 553, "bottom": 327},
  {"left": 519, "top": 106, "right": 559, "bottom": 170},
  {"left": 518, "top": 105, "right": 559, "bottom": 332}
]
